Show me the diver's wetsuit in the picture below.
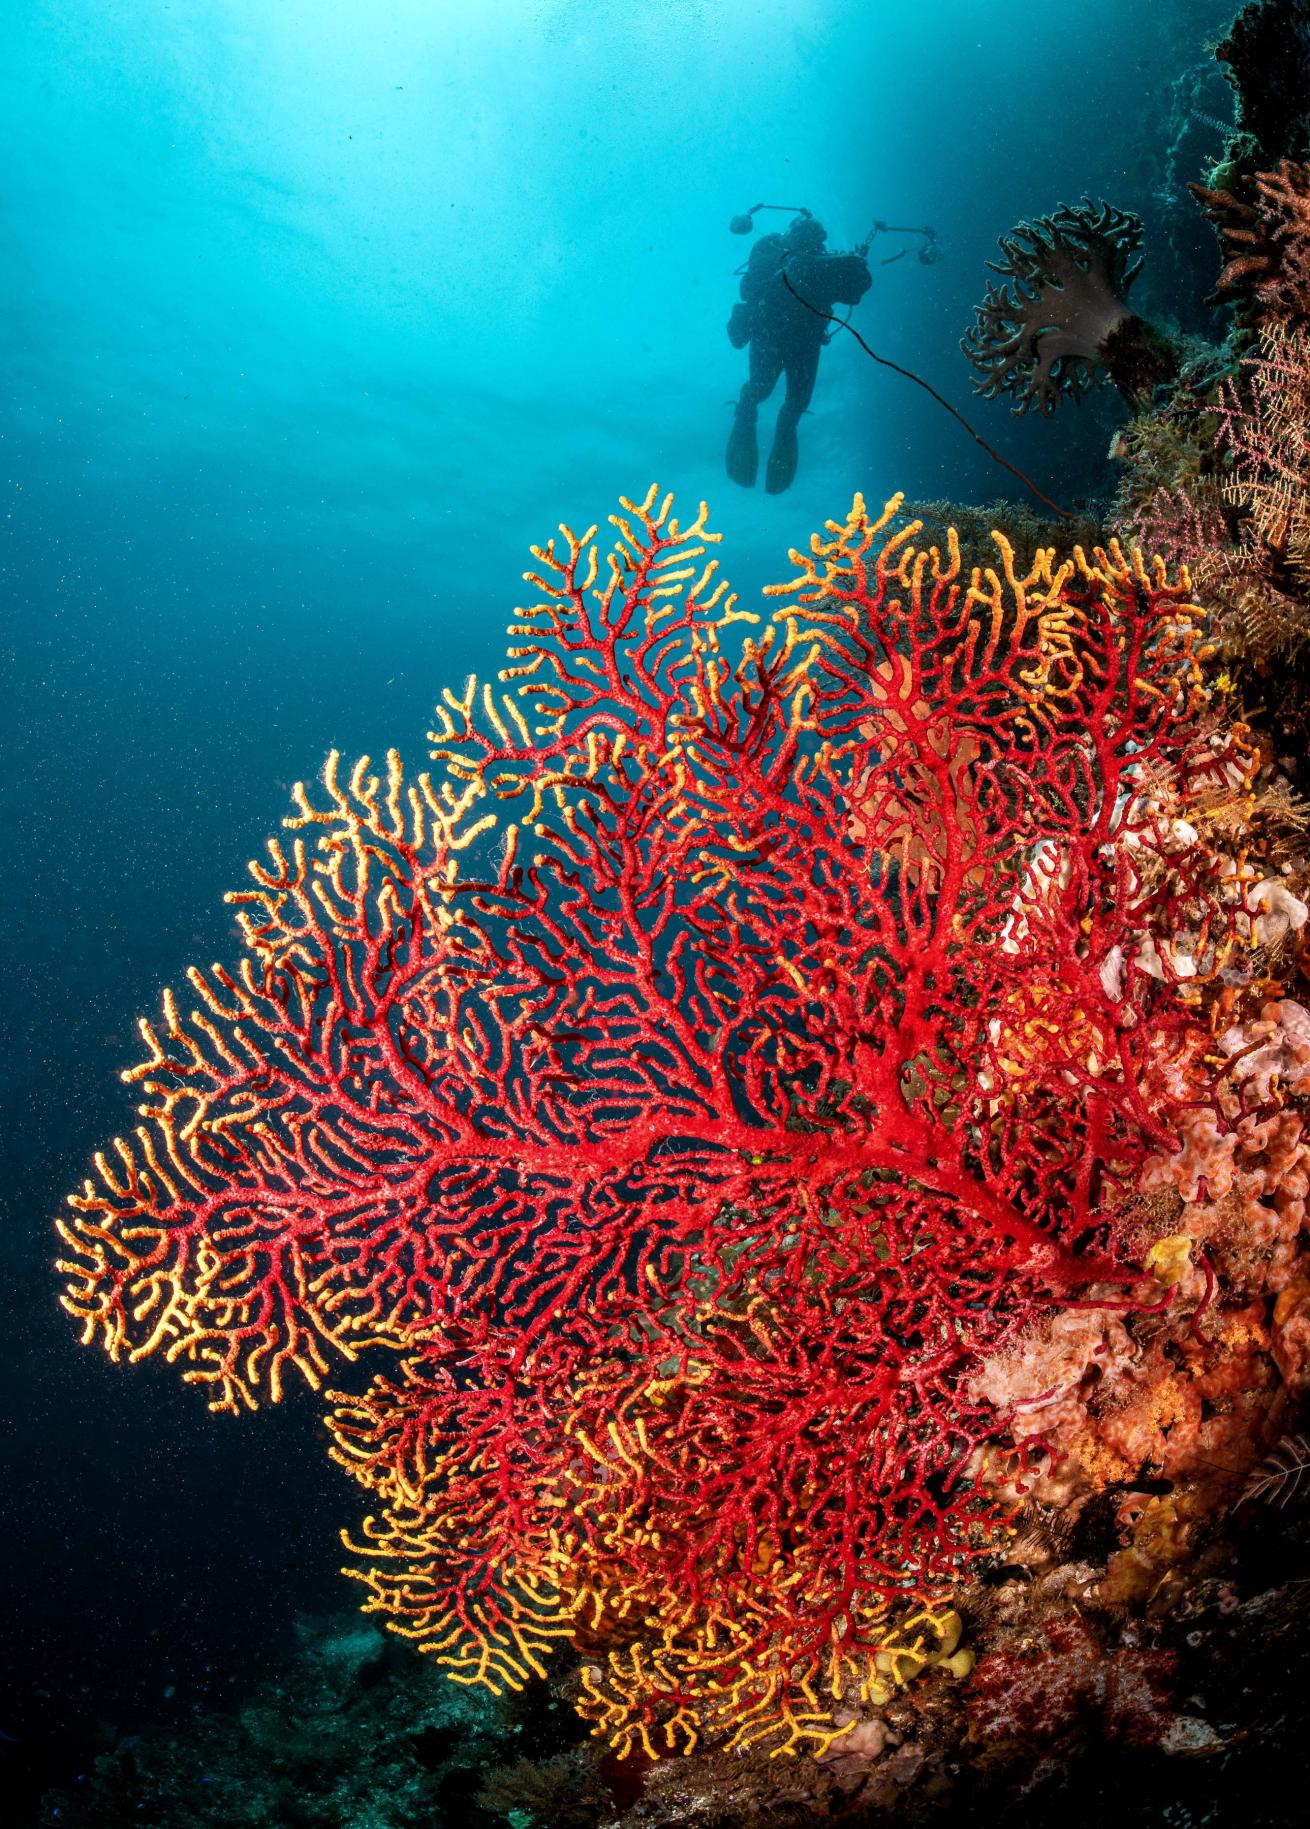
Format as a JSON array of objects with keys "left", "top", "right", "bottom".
[{"left": 726, "top": 234, "right": 872, "bottom": 494}]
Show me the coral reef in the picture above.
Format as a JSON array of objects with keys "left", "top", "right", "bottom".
[
  {"left": 1215, "top": 322, "right": 1310, "bottom": 649},
  {"left": 1192, "top": 159, "right": 1310, "bottom": 321},
  {"left": 1108, "top": 359, "right": 1233, "bottom": 575},
  {"left": 907, "top": 496, "right": 1101, "bottom": 566},
  {"left": 1215, "top": 0, "right": 1310, "bottom": 166},
  {"left": 961, "top": 199, "right": 1178, "bottom": 415},
  {"left": 938, "top": 194, "right": 1310, "bottom": 1789},
  {"left": 39, "top": 1613, "right": 540, "bottom": 1829},
  {"left": 52, "top": 7, "right": 1310, "bottom": 1822},
  {"left": 1110, "top": 271, "right": 1310, "bottom": 751},
  {"left": 45, "top": 1562, "right": 1310, "bottom": 1828},
  {"left": 1116, "top": 322, "right": 1310, "bottom": 747}
]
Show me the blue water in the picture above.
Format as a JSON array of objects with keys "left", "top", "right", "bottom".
[{"left": 0, "top": 0, "right": 1238, "bottom": 1814}]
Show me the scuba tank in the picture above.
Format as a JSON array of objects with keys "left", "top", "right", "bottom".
[
  {"left": 728, "top": 233, "right": 784, "bottom": 347},
  {"left": 740, "top": 233, "right": 785, "bottom": 301}
]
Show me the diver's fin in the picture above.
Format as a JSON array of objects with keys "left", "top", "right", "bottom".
[
  {"left": 726, "top": 405, "right": 759, "bottom": 488},
  {"left": 765, "top": 422, "right": 798, "bottom": 494}
]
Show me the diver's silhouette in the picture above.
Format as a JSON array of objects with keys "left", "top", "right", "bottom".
[{"left": 726, "top": 215, "right": 872, "bottom": 493}]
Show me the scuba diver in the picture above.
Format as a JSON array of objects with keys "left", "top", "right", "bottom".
[{"left": 725, "top": 211, "right": 872, "bottom": 494}]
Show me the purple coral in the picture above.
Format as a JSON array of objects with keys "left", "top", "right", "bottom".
[{"left": 962, "top": 198, "right": 1177, "bottom": 416}]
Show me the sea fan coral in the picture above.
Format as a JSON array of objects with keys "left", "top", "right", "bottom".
[
  {"left": 57, "top": 490, "right": 1248, "bottom": 1759},
  {"left": 962, "top": 199, "right": 1177, "bottom": 416},
  {"left": 1214, "top": 321, "right": 1310, "bottom": 662},
  {"left": 1218, "top": 323, "right": 1310, "bottom": 575}
]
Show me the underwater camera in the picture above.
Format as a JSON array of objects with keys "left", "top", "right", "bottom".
[
  {"left": 729, "top": 203, "right": 940, "bottom": 264},
  {"left": 729, "top": 203, "right": 813, "bottom": 234}
]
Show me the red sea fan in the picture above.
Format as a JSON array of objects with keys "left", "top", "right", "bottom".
[{"left": 57, "top": 488, "right": 1242, "bottom": 1755}]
